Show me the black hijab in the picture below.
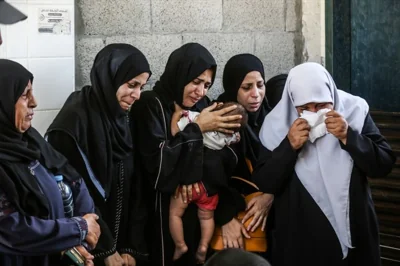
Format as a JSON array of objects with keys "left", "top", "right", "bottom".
[
  {"left": 153, "top": 42, "right": 217, "bottom": 111},
  {"left": 0, "top": 59, "right": 80, "bottom": 217},
  {"left": 47, "top": 44, "right": 151, "bottom": 198},
  {"left": 218, "top": 54, "right": 270, "bottom": 165},
  {"left": 265, "top": 74, "right": 288, "bottom": 109}
]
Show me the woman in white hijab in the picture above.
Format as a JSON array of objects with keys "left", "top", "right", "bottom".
[{"left": 254, "top": 62, "right": 395, "bottom": 266}]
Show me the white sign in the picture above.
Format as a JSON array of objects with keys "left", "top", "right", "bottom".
[{"left": 38, "top": 8, "right": 71, "bottom": 35}]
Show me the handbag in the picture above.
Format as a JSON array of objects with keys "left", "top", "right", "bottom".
[{"left": 210, "top": 159, "right": 268, "bottom": 252}]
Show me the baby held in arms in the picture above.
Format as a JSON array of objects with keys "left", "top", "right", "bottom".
[{"left": 169, "top": 102, "right": 248, "bottom": 263}]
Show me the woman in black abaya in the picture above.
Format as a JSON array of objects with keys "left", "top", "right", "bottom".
[
  {"left": 255, "top": 62, "right": 395, "bottom": 266},
  {"left": 131, "top": 43, "right": 242, "bottom": 266},
  {"left": 47, "top": 44, "right": 151, "bottom": 266},
  {"left": 215, "top": 54, "right": 274, "bottom": 254}
]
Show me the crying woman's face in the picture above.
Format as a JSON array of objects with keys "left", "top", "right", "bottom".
[{"left": 295, "top": 102, "right": 333, "bottom": 116}]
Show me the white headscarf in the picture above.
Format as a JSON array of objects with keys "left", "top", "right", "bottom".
[{"left": 259, "top": 62, "right": 369, "bottom": 258}]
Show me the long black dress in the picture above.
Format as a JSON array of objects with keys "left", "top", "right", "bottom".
[
  {"left": 47, "top": 44, "right": 151, "bottom": 265},
  {"left": 131, "top": 43, "right": 238, "bottom": 266},
  {"left": 253, "top": 115, "right": 396, "bottom": 266}
]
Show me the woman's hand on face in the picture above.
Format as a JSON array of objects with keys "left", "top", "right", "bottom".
[
  {"left": 195, "top": 102, "right": 242, "bottom": 134},
  {"left": 288, "top": 118, "right": 310, "bottom": 150},
  {"left": 121, "top": 253, "right": 136, "bottom": 266},
  {"left": 325, "top": 110, "right": 348, "bottom": 144},
  {"left": 104, "top": 251, "right": 125, "bottom": 266},
  {"left": 82, "top": 214, "right": 101, "bottom": 249},
  {"left": 174, "top": 182, "right": 202, "bottom": 204},
  {"left": 221, "top": 218, "right": 250, "bottom": 249},
  {"left": 241, "top": 193, "right": 274, "bottom": 232}
]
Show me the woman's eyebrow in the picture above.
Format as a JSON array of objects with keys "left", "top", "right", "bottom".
[
  {"left": 195, "top": 78, "right": 211, "bottom": 83},
  {"left": 241, "top": 82, "right": 252, "bottom": 86},
  {"left": 128, "top": 80, "right": 146, "bottom": 86}
]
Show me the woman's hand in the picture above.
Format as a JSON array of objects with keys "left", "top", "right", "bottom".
[
  {"left": 195, "top": 102, "right": 242, "bottom": 134},
  {"left": 104, "top": 251, "right": 125, "bottom": 266},
  {"left": 82, "top": 213, "right": 101, "bottom": 249},
  {"left": 325, "top": 110, "right": 348, "bottom": 144},
  {"left": 241, "top": 193, "right": 274, "bottom": 232},
  {"left": 121, "top": 253, "right": 136, "bottom": 266},
  {"left": 288, "top": 118, "right": 310, "bottom": 150},
  {"left": 221, "top": 218, "right": 250, "bottom": 249},
  {"left": 174, "top": 182, "right": 201, "bottom": 204}
]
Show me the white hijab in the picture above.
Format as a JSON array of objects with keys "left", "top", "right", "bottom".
[{"left": 259, "top": 62, "right": 369, "bottom": 258}]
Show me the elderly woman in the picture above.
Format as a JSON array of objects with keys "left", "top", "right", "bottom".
[
  {"left": 254, "top": 62, "right": 396, "bottom": 266},
  {"left": 47, "top": 44, "right": 151, "bottom": 266},
  {"left": 131, "top": 43, "right": 242, "bottom": 266},
  {"left": 0, "top": 59, "right": 100, "bottom": 266},
  {"left": 215, "top": 54, "right": 273, "bottom": 251}
]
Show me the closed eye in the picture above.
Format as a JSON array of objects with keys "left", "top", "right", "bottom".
[
  {"left": 128, "top": 82, "right": 140, "bottom": 89},
  {"left": 317, "top": 103, "right": 329, "bottom": 109},
  {"left": 193, "top": 79, "right": 201, "bottom": 85}
]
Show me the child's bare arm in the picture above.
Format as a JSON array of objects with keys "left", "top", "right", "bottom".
[
  {"left": 171, "top": 103, "right": 183, "bottom": 136},
  {"left": 171, "top": 113, "right": 181, "bottom": 136}
]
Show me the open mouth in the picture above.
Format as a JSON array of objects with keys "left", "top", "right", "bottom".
[
  {"left": 249, "top": 102, "right": 260, "bottom": 108},
  {"left": 190, "top": 97, "right": 200, "bottom": 103}
]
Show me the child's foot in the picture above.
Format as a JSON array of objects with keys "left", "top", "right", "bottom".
[
  {"left": 173, "top": 244, "right": 188, "bottom": 261},
  {"left": 196, "top": 244, "right": 208, "bottom": 264}
]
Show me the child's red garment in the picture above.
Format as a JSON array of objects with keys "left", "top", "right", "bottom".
[{"left": 190, "top": 182, "right": 219, "bottom": 211}]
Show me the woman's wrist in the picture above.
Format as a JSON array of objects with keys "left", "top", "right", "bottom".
[
  {"left": 194, "top": 121, "right": 205, "bottom": 132},
  {"left": 222, "top": 217, "right": 237, "bottom": 227}
]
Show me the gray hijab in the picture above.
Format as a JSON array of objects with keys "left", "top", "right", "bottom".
[{"left": 259, "top": 62, "right": 369, "bottom": 258}]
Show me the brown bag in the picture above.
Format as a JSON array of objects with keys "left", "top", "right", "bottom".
[{"left": 210, "top": 175, "right": 268, "bottom": 252}]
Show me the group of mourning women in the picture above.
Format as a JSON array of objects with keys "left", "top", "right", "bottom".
[{"left": 0, "top": 42, "right": 395, "bottom": 266}]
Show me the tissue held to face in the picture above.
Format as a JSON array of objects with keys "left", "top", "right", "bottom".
[
  {"left": 296, "top": 102, "right": 333, "bottom": 143},
  {"left": 288, "top": 102, "right": 333, "bottom": 145}
]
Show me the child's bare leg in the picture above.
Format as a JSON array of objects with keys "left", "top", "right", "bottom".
[
  {"left": 196, "top": 208, "right": 215, "bottom": 263},
  {"left": 169, "top": 196, "right": 189, "bottom": 261}
]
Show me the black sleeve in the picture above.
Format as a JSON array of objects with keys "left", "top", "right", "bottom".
[
  {"left": 132, "top": 97, "right": 204, "bottom": 194},
  {"left": 47, "top": 131, "right": 115, "bottom": 258},
  {"left": 211, "top": 146, "right": 247, "bottom": 226},
  {"left": 252, "top": 137, "right": 299, "bottom": 195},
  {"left": 214, "top": 186, "right": 246, "bottom": 226},
  {"left": 339, "top": 114, "right": 396, "bottom": 178}
]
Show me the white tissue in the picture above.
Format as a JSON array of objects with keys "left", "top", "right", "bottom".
[{"left": 300, "top": 108, "right": 330, "bottom": 143}]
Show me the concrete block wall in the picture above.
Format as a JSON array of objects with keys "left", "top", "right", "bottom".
[
  {"left": 301, "top": 0, "right": 325, "bottom": 64},
  {"left": 76, "top": 0, "right": 303, "bottom": 100}
]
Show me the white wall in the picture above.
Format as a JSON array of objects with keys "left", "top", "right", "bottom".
[{"left": 0, "top": 0, "right": 75, "bottom": 135}]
